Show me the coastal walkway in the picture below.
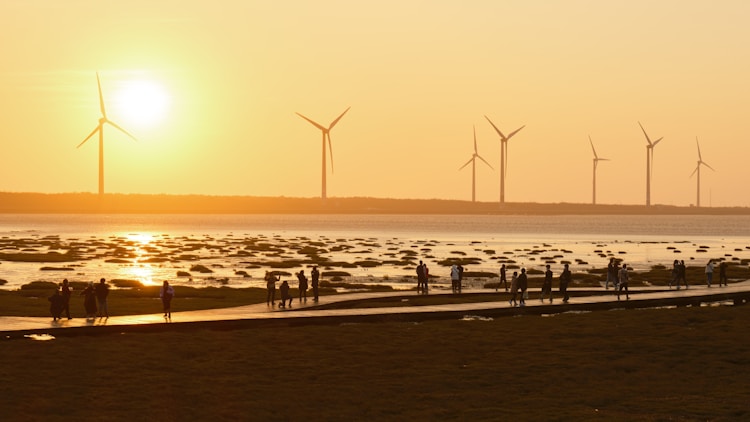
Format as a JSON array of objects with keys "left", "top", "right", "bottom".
[{"left": 3, "top": 281, "right": 750, "bottom": 339}]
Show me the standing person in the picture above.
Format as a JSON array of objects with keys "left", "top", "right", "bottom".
[
  {"left": 457, "top": 264, "right": 464, "bottom": 294},
  {"left": 559, "top": 263, "right": 572, "bottom": 303},
  {"left": 518, "top": 268, "right": 528, "bottom": 307},
  {"left": 265, "top": 271, "right": 278, "bottom": 306},
  {"left": 617, "top": 264, "right": 630, "bottom": 300},
  {"left": 80, "top": 282, "right": 97, "bottom": 319},
  {"left": 450, "top": 264, "right": 460, "bottom": 294},
  {"left": 311, "top": 266, "right": 320, "bottom": 302},
  {"left": 509, "top": 271, "right": 519, "bottom": 307},
  {"left": 416, "top": 261, "right": 425, "bottom": 294},
  {"left": 297, "top": 270, "right": 308, "bottom": 302},
  {"left": 279, "top": 280, "right": 291, "bottom": 308},
  {"left": 48, "top": 288, "right": 64, "bottom": 321},
  {"left": 719, "top": 261, "right": 728, "bottom": 287},
  {"left": 95, "top": 278, "right": 109, "bottom": 318},
  {"left": 705, "top": 260, "right": 714, "bottom": 287},
  {"left": 423, "top": 263, "right": 430, "bottom": 295},
  {"left": 60, "top": 278, "right": 72, "bottom": 320},
  {"left": 605, "top": 258, "right": 615, "bottom": 290},
  {"left": 541, "top": 264, "right": 553, "bottom": 303},
  {"left": 160, "top": 280, "right": 175, "bottom": 318},
  {"left": 499, "top": 264, "right": 508, "bottom": 292},
  {"left": 612, "top": 260, "right": 621, "bottom": 292},
  {"left": 670, "top": 260, "right": 679, "bottom": 289}
]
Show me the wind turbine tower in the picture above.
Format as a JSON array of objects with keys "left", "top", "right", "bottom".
[
  {"left": 484, "top": 116, "right": 525, "bottom": 204},
  {"left": 459, "top": 126, "right": 493, "bottom": 202},
  {"left": 296, "top": 107, "right": 350, "bottom": 200},
  {"left": 638, "top": 122, "right": 663, "bottom": 207},
  {"left": 77, "top": 72, "right": 138, "bottom": 195},
  {"left": 589, "top": 136, "right": 609, "bottom": 205},
  {"left": 691, "top": 137, "right": 714, "bottom": 208}
]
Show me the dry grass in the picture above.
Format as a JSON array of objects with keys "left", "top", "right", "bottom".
[{"left": 2, "top": 305, "right": 749, "bottom": 421}]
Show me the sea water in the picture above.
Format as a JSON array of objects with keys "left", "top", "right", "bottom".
[{"left": 0, "top": 214, "right": 748, "bottom": 291}]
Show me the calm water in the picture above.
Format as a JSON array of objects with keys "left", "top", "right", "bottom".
[{"left": 1, "top": 214, "right": 748, "bottom": 291}]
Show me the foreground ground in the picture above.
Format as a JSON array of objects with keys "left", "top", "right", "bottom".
[{"left": 1, "top": 304, "right": 748, "bottom": 421}]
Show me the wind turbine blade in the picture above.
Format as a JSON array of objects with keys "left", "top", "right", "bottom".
[
  {"left": 703, "top": 161, "right": 715, "bottom": 172},
  {"left": 328, "top": 106, "right": 350, "bottom": 130},
  {"left": 477, "top": 154, "right": 494, "bottom": 170},
  {"left": 598, "top": 158, "right": 610, "bottom": 162},
  {"left": 107, "top": 120, "right": 138, "bottom": 141},
  {"left": 96, "top": 72, "right": 107, "bottom": 119},
  {"left": 77, "top": 125, "right": 101, "bottom": 148},
  {"left": 296, "top": 113, "right": 327, "bottom": 131},
  {"left": 696, "top": 137, "right": 702, "bottom": 161},
  {"left": 473, "top": 126, "right": 478, "bottom": 153},
  {"left": 484, "top": 115, "right": 506, "bottom": 139},
  {"left": 638, "top": 121, "right": 652, "bottom": 145},
  {"left": 459, "top": 157, "right": 474, "bottom": 171},
  {"left": 505, "top": 125, "right": 525, "bottom": 141},
  {"left": 690, "top": 165, "right": 698, "bottom": 178},
  {"left": 589, "top": 136, "right": 598, "bottom": 159},
  {"left": 327, "top": 132, "right": 334, "bottom": 173},
  {"left": 652, "top": 137, "right": 663, "bottom": 147}
]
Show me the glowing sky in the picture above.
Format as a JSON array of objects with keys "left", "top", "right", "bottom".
[{"left": 1, "top": 1, "right": 749, "bottom": 206}]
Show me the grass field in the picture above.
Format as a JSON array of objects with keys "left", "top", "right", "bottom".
[{"left": 1, "top": 304, "right": 749, "bottom": 421}]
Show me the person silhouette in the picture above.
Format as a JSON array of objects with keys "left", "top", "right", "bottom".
[
  {"left": 518, "top": 268, "right": 528, "bottom": 306},
  {"left": 80, "top": 282, "right": 97, "bottom": 319},
  {"left": 279, "top": 280, "right": 291, "bottom": 308},
  {"left": 160, "top": 280, "right": 175, "bottom": 318},
  {"left": 311, "top": 266, "right": 320, "bottom": 302},
  {"left": 617, "top": 264, "right": 630, "bottom": 300},
  {"left": 297, "top": 270, "right": 308, "bottom": 302},
  {"left": 541, "top": 264, "right": 553, "bottom": 303},
  {"left": 61, "top": 278, "right": 72, "bottom": 320},
  {"left": 48, "top": 288, "right": 64, "bottom": 321},
  {"left": 719, "top": 261, "right": 728, "bottom": 286},
  {"left": 509, "top": 271, "right": 519, "bottom": 306},
  {"left": 560, "top": 263, "right": 572, "bottom": 303},
  {"left": 499, "top": 264, "right": 508, "bottom": 291},
  {"left": 95, "top": 278, "right": 109, "bottom": 318},
  {"left": 265, "top": 271, "right": 278, "bottom": 306}
]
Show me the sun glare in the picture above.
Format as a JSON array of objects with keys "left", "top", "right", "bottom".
[{"left": 113, "top": 79, "right": 170, "bottom": 128}]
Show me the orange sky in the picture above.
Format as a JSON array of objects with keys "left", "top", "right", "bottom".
[{"left": 1, "top": 1, "right": 749, "bottom": 206}]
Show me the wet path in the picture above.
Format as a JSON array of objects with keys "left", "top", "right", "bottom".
[{"left": 3, "top": 281, "right": 750, "bottom": 338}]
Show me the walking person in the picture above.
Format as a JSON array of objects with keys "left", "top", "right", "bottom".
[
  {"left": 509, "top": 271, "right": 519, "bottom": 307},
  {"left": 60, "top": 278, "right": 72, "bottom": 320},
  {"left": 605, "top": 258, "right": 616, "bottom": 290},
  {"left": 617, "top": 264, "right": 630, "bottom": 300},
  {"left": 518, "top": 268, "right": 528, "bottom": 307},
  {"left": 265, "top": 271, "right": 278, "bottom": 306},
  {"left": 719, "top": 261, "right": 728, "bottom": 287},
  {"left": 679, "top": 260, "right": 688, "bottom": 289},
  {"left": 297, "top": 270, "right": 308, "bottom": 302},
  {"left": 499, "top": 264, "right": 508, "bottom": 292},
  {"left": 541, "top": 264, "right": 553, "bottom": 303},
  {"left": 95, "top": 278, "right": 109, "bottom": 318},
  {"left": 705, "top": 260, "right": 714, "bottom": 287},
  {"left": 311, "top": 266, "right": 320, "bottom": 302},
  {"left": 560, "top": 263, "right": 572, "bottom": 303},
  {"left": 80, "top": 282, "right": 97, "bottom": 319},
  {"left": 160, "top": 280, "right": 174, "bottom": 318}
]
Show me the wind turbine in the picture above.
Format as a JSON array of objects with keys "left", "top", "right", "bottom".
[
  {"left": 459, "top": 126, "right": 493, "bottom": 202},
  {"left": 638, "top": 121, "right": 663, "bottom": 207},
  {"left": 77, "top": 72, "right": 138, "bottom": 196},
  {"left": 484, "top": 115, "right": 525, "bottom": 204},
  {"left": 690, "top": 137, "right": 714, "bottom": 208},
  {"left": 296, "top": 107, "right": 350, "bottom": 200},
  {"left": 589, "top": 136, "right": 609, "bottom": 205}
]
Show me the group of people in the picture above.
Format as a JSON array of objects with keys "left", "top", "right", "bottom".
[
  {"left": 416, "top": 260, "right": 431, "bottom": 294},
  {"left": 48, "top": 278, "right": 176, "bottom": 320},
  {"left": 605, "top": 259, "right": 631, "bottom": 300},
  {"left": 265, "top": 266, "right": 320, "bottom": 308},
  {"left": 703, "top": 259, "right": 728, "bottom": 288},
  {"left": 506, "top": 263, "right": 575, "bottom": 306}
]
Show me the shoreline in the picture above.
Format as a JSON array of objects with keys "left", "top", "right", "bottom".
[{"left": 2, "top": 192, "right": 750, "bottom": 215}]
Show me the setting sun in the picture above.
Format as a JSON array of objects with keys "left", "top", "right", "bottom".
[{"left": 113, "top": 79, "right": 170, "bottom": 128}]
